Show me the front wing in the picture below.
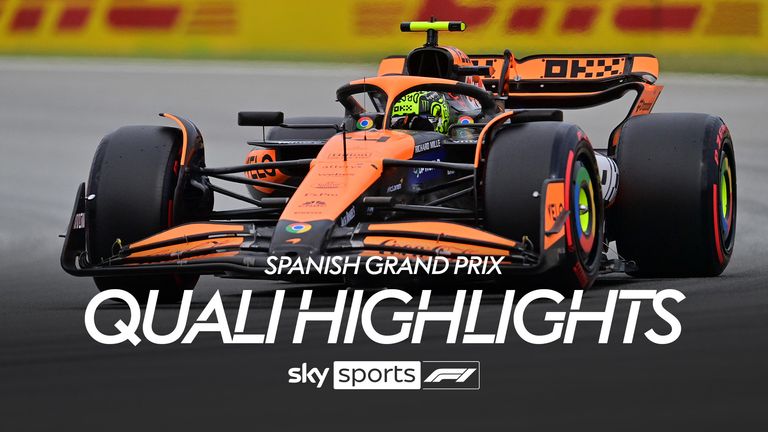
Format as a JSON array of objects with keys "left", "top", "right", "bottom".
[{"left": 62, "top": 183, "right": 569, "bottom": 282}]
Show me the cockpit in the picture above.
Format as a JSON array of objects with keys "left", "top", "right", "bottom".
[{"left": 336, "top": 76, "right": 499, "bottom": 140}]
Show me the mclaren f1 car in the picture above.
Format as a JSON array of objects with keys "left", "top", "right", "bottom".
[{"left": 61, "top": 21, "right": 736, "bottom": 302}]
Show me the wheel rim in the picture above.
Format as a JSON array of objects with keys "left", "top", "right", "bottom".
[
  {"left": 573, "top": 162, "right": 597, "bottom": 255},
  {"left": 719, "top": 152, "right": 734, "bottom": 243}
]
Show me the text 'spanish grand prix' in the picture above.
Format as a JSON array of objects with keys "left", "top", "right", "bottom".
[{"left": 61, "top": 21, "right": 737, "bottom": 302}]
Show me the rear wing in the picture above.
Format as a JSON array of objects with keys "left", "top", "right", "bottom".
[
  {"left": 377, "top": 53, "right": 661, "bottom": 112},
  {"left": 471, "top": 53, "right": 658, "bottom": 85}
]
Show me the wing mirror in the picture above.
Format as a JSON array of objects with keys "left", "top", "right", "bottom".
[{"left": 238, "top": 111, "right": 285, "bottom": 127}]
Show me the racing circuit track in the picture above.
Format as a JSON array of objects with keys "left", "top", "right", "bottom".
[{"left": 1, "top": 58, "right": 766, "bottom": 430}]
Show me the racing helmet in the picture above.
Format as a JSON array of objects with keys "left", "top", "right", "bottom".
[
  {"left": 444, "top": 92, "right": 483, "bottom": 122},
  {"left": 391, "top": 91, "right": 482, "bottom": 134},
  {"left": 391, "top": 91, "right": 450, "bottom": 134}
]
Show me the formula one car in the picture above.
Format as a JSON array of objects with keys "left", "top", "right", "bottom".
[{"left": 61, "top": 21, "right": 736, "bottom": 302}]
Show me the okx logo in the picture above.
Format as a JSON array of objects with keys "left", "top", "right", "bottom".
[{"left": 422, "top": 361, "right": 480, "bottom": 390}]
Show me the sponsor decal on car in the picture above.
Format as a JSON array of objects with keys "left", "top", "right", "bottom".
[
  {"left": 299, "top": 200, "right": 327, "bottom": 208},
  {"left": 286, "top": 223, "right": 312, "bottom": 234},
  {"left": 340, "top": 206, "right": 356, "bottom": 226},
  {"left": 356, "top": 116, "right": 374, "bottom": 130},
  {"left": 385, "top": 182, "right": 402, "bottom": 193},
  {"left": 414, "top": 139, "right": 441, "bottom": 153},
  {"left": 72, "top": 213, "right": 86, "bottom": 229}
]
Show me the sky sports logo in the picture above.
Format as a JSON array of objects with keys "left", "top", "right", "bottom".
[{"left": 288, "top": 361, "right": 480, "bottom": 390}]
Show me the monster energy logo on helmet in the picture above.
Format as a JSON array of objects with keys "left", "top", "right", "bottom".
[{"left": 391, "top": 91, "right": 450, "bottom": 134}]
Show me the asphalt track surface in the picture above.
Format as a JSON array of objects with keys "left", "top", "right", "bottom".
[{"left": 1, "top": 58, "right": 766, "bottom": 431}]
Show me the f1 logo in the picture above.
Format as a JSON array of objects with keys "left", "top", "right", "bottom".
[
  {"left": 424, "top": 368, "right": 476, "bottom": 383},
  {"left": 422, "top": 361, "right": 480, "bottom": 390}
]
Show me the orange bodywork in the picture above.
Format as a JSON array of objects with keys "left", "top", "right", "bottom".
[
  {"left": 244, "top": 148, "right": 290, "bottom": 194},
  {"left": 515, "top": 56, "right": 627, "bottom": 80},
  {"left": 377, "top": 57, "right": 405, "bottom": 76},
  {"left": 361, "top": 236, "right": 509, "bottom": 257},
  {"left": 376, "top": 53, "right": 662, "bottom": 169},
  {"left": 543, "top": 181, "right": 566, "bottom": 250},
  {"left": 62, "top": 31, "right": 687, "bottom": 282},
  {"left": 630, "top": 56, "right": 660, "bottom": 78},
  {"left": 161, "top": 113, "right": 189, "bottom": 165},
  {"left": 367, "top": 221, "right": 517, "bottom": 247},
  {"left": 475, "top": 110, "right": 516, "bottom": 167},
  {"left": 280, "top": 129, "right": 415, "bottom": 223},
  {"left": 630, "top": 83, "right": 664, "bottom": 116},
  {"left": 126, "top": 250, "right": 241, "bottom": 266},
  {"left": 114, "top": 55, "right": 662, "bottom": 264},
  {"left": 129, "top": 223, "right": 247, "bottom": 249},
  {"left": 129, "top": 237, "right": 244, "bottom": 259},
  {"left": 377, "top": 54, "right": 658, "bottom": 83}
]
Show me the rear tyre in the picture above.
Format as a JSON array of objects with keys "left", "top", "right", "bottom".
[
  {"left": 612, "top": 113, "right": 736, "bottom": 276},
  {"left": 484, "top": 122, "right": 604, "bottom": 293},
  {"left": 87, "top": 126, "right": 198, "bottom": 303}
]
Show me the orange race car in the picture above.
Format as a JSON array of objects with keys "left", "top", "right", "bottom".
[{"left": 61, "top": 21, "right": 736, "bottom": 302}]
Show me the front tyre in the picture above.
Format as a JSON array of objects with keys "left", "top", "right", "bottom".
[
  {"left": 484, "top": 122, "right": 604, "bottom": 293},
  {"left": 86, "top": 126, "right": 199, "bottom": 303}
]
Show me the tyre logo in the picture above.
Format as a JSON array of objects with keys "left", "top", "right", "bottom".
[{"left": 286, "top": 223, "right": 312, "bottom": 234}]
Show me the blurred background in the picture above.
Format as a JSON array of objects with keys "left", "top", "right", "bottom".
[{"left": 0, "top": 0, "right": 767, "bottom": 75}]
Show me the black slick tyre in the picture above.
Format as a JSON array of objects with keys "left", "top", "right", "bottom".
[
  {"left": 484, "top": 122, "right": 604, "bottom": 293},
  {"left": 86, "top": 126, "right": 198, "bottom": 303},
  {"left": 612, "top": 113, "right": 736, "bottom": 276}
]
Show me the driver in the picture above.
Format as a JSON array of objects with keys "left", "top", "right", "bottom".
[{"left": 390, "top": 91, "right": 482, "bottom": 136}]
